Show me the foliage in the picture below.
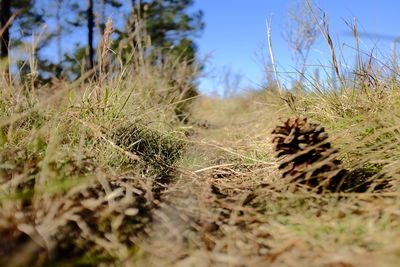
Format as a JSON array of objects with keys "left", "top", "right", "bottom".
[
  {"left": 134, "top": 0, "right": 204, "bottom": 61},
  {"left": 3, "top": 0, "right": 203, "bottom": 83}
]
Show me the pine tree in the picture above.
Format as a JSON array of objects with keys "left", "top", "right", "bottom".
[
  {"left": 1, "top": 0, "right": 41, "bottom": 57},
  {"left": 129, "top": 0, "right": 204, "bottom": 62}
]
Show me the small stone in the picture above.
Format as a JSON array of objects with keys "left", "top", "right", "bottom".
[{"left": 125, "top": 208, "right": 139, "bottom": 216}]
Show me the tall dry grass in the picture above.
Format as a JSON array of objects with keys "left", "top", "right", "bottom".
[{"left": 0, "top": 17, "right": 201, "bottom": 266}]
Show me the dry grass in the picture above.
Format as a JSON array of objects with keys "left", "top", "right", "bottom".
[
  {"left": 3, "top": 71, "right": 400, "bottom": 265},
  {"left": 1, "top": 11, "right": 400, "bottom": 267},
  {"left": 0, "top": 26, "right": 199, "bottom": 266},
  {"left": 138, "top": 86, "right": 400, "bottom": 266}
]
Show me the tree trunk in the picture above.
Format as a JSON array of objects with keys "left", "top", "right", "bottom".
[
  {"left": 0, "top": 0, "right": 11, "bottom": 59},
  {"left": 87, "top": 0, "right": 94, "bottom": 70}
]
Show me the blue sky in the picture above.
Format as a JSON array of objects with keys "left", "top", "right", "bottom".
[
  {"left": 192, "top": 0, "right": 400, "bottom": 95},
  {"left": 17, "top": 0, "right": 400, "bottom": 94}
]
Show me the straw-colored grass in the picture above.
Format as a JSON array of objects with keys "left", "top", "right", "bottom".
[{"left": 1, "top": 13, "right": 400, "bottom": 267}]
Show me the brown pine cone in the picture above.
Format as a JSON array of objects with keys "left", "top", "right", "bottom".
[{"left": 272, "top": 117, "right": 347, "bottom": 192}]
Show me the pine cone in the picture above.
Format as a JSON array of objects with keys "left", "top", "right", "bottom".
[{"left": 271, "top": 117, "right": 347, "bottom": 192}]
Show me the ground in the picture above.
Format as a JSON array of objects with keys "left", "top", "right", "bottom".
[
  {"left": 1, "top": 72, "right": 400, "bottom": 267},
  {"left": 135, "top": 95, "right": 400, "bottom": 266}
]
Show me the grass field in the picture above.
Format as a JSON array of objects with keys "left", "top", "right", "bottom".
[{"left": 1, "top": 23, "right": 400, "bottom": 267}]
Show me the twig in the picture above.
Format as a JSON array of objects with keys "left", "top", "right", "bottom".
[
  {"left": 306, "top": 1, "right": 345, "bottom": 90},
  {"left": 266, "top": 15, "right": 282, "bottom": 94},
  {"left": 0, "top": 10, "right": 21, "bottom": 38},
  {"left": 193, "top": 163, "right": 237, "bottom": 173},
  {"left": 99, "top": 18, "right": 114, "bottom": 96}
]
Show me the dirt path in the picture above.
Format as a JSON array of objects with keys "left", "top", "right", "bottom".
[
  {"left": 136, "top": 107, "right": 400, "bottom": 267},
  {"left": 137, "top": 115, "right": 290, "bottom": 265}
]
